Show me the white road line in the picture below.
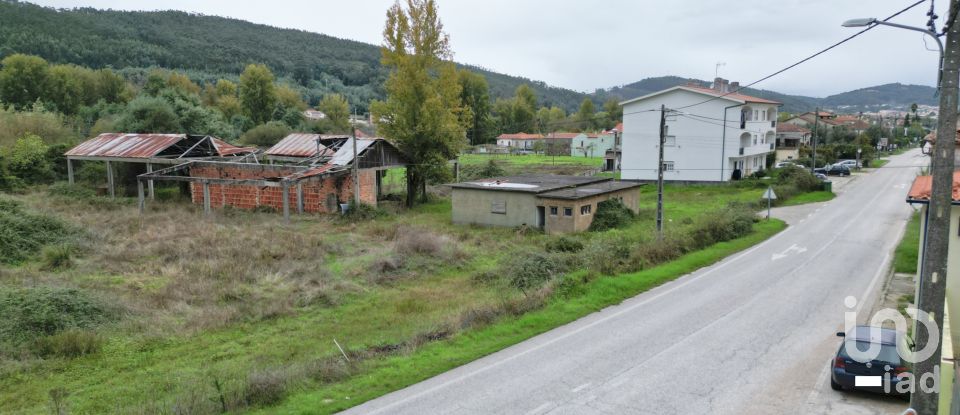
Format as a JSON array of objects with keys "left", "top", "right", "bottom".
[
  {"left": 525, "top": 402, "right": 552, "bottom": 415},
  {"left": 571, "top": 383, "right": 591, "bottom": 393}
]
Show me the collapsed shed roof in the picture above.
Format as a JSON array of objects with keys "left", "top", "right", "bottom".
[
  {"left": 65, "top": 133, "right": 257, "bottom": 162},
  {"left": 264, "top": 134, "right": 348, "bottom": 158}
]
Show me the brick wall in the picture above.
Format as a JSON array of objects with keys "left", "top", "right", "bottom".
[{"left": 188, "top": 164, "right": 377, "bottom": 214}]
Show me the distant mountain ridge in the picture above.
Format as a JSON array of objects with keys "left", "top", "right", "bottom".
[
  {"left": 0, "top": 1, "right": 936, "bottom": 115},
  {"left": 595, "top": 77, "right": 937, "bottom": 113}
]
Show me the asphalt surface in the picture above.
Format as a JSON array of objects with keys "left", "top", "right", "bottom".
[{"left": 342, "top": 150, "right": 927, "bottom": 415}]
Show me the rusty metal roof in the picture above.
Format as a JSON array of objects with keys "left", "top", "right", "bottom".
[
  {"left": 330, "top": 138, "right": 376, "bottom": 166},
  {"left": 65, "top": 133, "right": 255, "bottom": 159},
  {"left": 265, "top": 134, "right": 348, "bottom": 157}
]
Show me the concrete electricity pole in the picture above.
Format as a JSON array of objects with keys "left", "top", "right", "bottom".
[
  {"left": 812, "top": 107, "right": 820, "bottom": 171},
  {"left": 656, "top": 104, "right": 667, "bottom": 238},
  {"left": 913, "top": 0, "right": 960, "bottom": 412}
]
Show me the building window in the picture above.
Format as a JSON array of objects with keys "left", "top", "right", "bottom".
[
  {"left": 662, "top": 161, "right": 674, "bottom": 171},
  {"left": 549, "top": 206, "right": 558, "bottom": 216},
  {"left": 664, "top": 135, "right": 676, "bottom": 146},
  {"left": 564, "top": 207, "right": 573, "bottom": 217},
  {"left": 580, "top": 205, "right": 592, "bottom": 215},
  {"left": 491, "top": 200, "right": 506, "bottom": 214}
]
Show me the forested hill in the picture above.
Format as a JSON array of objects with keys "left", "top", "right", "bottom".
[
  {"left": 0, "top": 1, "right": 588, "bottom": 112},
  {"left": 596, "top": 76, "right": 936, "bottom": 113}
]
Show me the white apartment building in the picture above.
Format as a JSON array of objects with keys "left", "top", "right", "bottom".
[{"left": 620, "top": 78, "right": 780, "bottom": 182}]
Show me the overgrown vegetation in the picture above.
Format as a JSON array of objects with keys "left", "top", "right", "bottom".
[
  {"left": 588, "top": 198, "right": 636, "bottom": 231},
  {"left": 0, "top": 198, "right": 77, "bottom": 264},
  {"left": 894, "top": 211, "right": 921, "bottom": 274}
]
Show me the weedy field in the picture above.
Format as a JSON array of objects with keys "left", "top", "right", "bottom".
[{"left": 0, "top": 169, "right": 818, "bottom": 414}]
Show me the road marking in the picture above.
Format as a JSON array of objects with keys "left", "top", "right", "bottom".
[
  {"left": 525, "top": 402, "right": 553, "bottom": 415},
  {"left": 571, "top": 383, "right": 591, "bottom": 393},
  {"left": 355, "top": 226, "right": 794, "bottom": 414},
  {"left": 771, "top": 244, "right": 807, "bottom": 261}
]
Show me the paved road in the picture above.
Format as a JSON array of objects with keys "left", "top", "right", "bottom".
[{"left": 343, "top": 150, "right": 927, "bottom": 415}]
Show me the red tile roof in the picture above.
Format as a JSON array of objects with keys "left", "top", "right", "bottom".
[
  {"left": 776, "top": 123, "right": 811, "bottom": 134},
  {"left": 682, "top": 85, "right": 781, "bottom": 105},
  {"left": 497, "top": 133, "right": 544, "bottom": 140},
  {"left": 545, "top": 132, "right": 579, "bottom": 139},
  {"left": 907, "top": 172, "right": 960, "bottom": 202}
]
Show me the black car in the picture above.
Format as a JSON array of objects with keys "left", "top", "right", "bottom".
[
  {"left": 824, "top": 164, "right": 851, "bottom": 176},
  {"left": 831, "top": 326, "right": 911, "bottom": 399}
]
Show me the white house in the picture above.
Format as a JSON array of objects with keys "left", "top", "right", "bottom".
[
  {"left": 496, "top": 133, "right": 544, "bottom": 150},
  {"left": 620, "top": 78, "right": 780, "bottom": 182}
]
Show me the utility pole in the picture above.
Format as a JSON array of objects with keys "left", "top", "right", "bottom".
[
  {"left": 913, "top": 0, "right": 960, "bottom": 412},
  {"left": 812, "top": 107, "right": 819, "bottom": 171},
  {"left": 352, "top": 107, "right": 360, "bottom": 206},
  {"left": 656, "top": 104, "right": 667, "bottom": 238}
]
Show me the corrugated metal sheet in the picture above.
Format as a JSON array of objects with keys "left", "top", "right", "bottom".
[
  {"left": 265, "top": 134, "right": 344, "bottom": 157},
  {"left": 65, "top": 133, "right": 185, "bottom": 158},
  {"left": 65, "top": 134, "right": 255, "bottom": 159},
  {"left": 211, "top": 138, "right": 257, "bottom": 156},
  {"left": 330, "top": 138, "right": 375, "bottom": 166}
]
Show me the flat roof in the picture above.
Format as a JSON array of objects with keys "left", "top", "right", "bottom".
[
  {"left": 538, "top": 181, "right": 644, "bottom": 200},
  {"left": 450, "top": 175, "right": 609, "bottom": 194}
]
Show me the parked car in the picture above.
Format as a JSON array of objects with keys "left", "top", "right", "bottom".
[
  {"left": 774, "top": 161, "right": 806, "bottom": 169},
  {"left": 824, "top": 164, "right": 851, "bottom": 176},
  {"left": 837, "top": 159, "right": 861, "bottom": 169},
  {"left": 831, "top": 326, "right": 910, "bottom": 399},
  {"left": 815, "top": 173, "right": 829, "bottom": 181}
]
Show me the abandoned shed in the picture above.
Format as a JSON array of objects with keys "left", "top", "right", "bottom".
[
  {"left": 64, "top": 133, "right": 257, "bottom": 198},
  {"left": 137, "top": 137, "right": 408, "bottom": 219},
  {"left": 450, "top": 175, "right": 643, "bottom": 234}
]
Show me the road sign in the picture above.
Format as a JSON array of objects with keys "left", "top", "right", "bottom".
[
  {"left": 763, "top": 186, "right": 777, "bottom": 220},
  {"left": 762, "top": 187, "right": 777, "bottom": 200}
]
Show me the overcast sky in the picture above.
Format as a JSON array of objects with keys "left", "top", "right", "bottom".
[{"left": 31, "top": 0, "right": 948, "bottom": 97}]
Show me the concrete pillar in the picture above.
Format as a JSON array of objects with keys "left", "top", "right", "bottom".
[
  {"left": 202, "top": 180, "right": 211, "bottom": 215},
  {"left": 137, "top": 180, "right": 145, "bottom": 215},
  {"left": 282, "top": 184, "right": 290, "bottom": 222},
  {"left": 67, "top": 158, "right": 74, "bottom": 185},
  {"left": 106, "top": 161, "right": 115, "bottom": 198},
  {"left": 296, "top": 183, "right": 304, "bottom": 214},
  {"left": 146, "top": 163, "right": 155, "bottom": 201}
]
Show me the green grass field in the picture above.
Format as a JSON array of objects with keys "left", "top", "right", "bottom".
[
  {"left": 0, "top": 165, "right": 824, "bottom": 414},
  {"left": 778, "top": 191, "right": 835, "bottom": 207},
  {"left": 459, "top": 153, "right": 603, "bottom": 168},
  {"left": 894, "top": 211, "right": 921, "bottom": 274}
]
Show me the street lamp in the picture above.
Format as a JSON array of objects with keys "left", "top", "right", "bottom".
[{"left": 842, "top": 18, "right": 944, "bottom": 86}]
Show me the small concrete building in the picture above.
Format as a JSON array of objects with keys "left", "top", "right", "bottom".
[{"left": 450, "top": 175, "right": 643, "bottom": 234}]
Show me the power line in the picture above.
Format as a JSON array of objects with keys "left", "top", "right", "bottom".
[{"left": 671, "top": 0, "right": 927, "bottom": 111}]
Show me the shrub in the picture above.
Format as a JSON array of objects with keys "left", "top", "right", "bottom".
[
  {"left": 239, "top": 121, "right": 291, "bottom": 147},
  {"left": 688, "top": 209, "right": 756, "bottom": 250},
  {"left": 546, "top": 236, "right": 584, "bottom": 253},
  {"left": 776, "top": 166, "right": 821, "bottom": 192},
  {"left": 6, "top": 133, "right": 55, "bottom": 184},
  {"left": 340, "top": 201, "right": 387, "bottom": 222},
  {"left": 243, "top": 368, "right": 288, "bottom": 406},
  {"left": 588, "top": 198, "right": 636, "bottom": 232},
  {"left": 581, "top": 236, "right": 634, "bottom": 275},
  {"left": 306, "top": 358, "right": 354, "bottom": 384},
  {"left": 394, "top": 227, "right": 451, "bottom": 258},
  {"left": 632, "top": 233, "right": 690, "bottom": 266},
  {"left": 477, "top": 159, "right": 505, "bottom": 178},
  {"left": 0, "top": 198, "right": 78, "bottom": 264},
  {"left": 0, "top": 286, "right": 112, "bottom": 346},
  {"left": 33, "top": 329, "right": 102, "bottom": 358},
  {"left": 40, "top": 244, "right": 74, "bottom": 270},
  {"left": 507, "top": 251, "right": 563, "bottom": 294},
  {"left": 47, "top": 182, "right": 96, "bottom": 199}
]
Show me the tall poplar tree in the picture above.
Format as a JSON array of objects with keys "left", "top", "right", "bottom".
[{"left": 371, "top": 0, "right": 468, "bottom": 206}]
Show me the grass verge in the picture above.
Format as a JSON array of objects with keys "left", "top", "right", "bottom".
[
  {"left": 894, "top": 211, "right": 921, "bottom": 274},
  {"left": 265, "top": 219, "right": 787, "bottom": 414},
  {"left": 778, "top": 191, "right": 835, "bottom": 207}
]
